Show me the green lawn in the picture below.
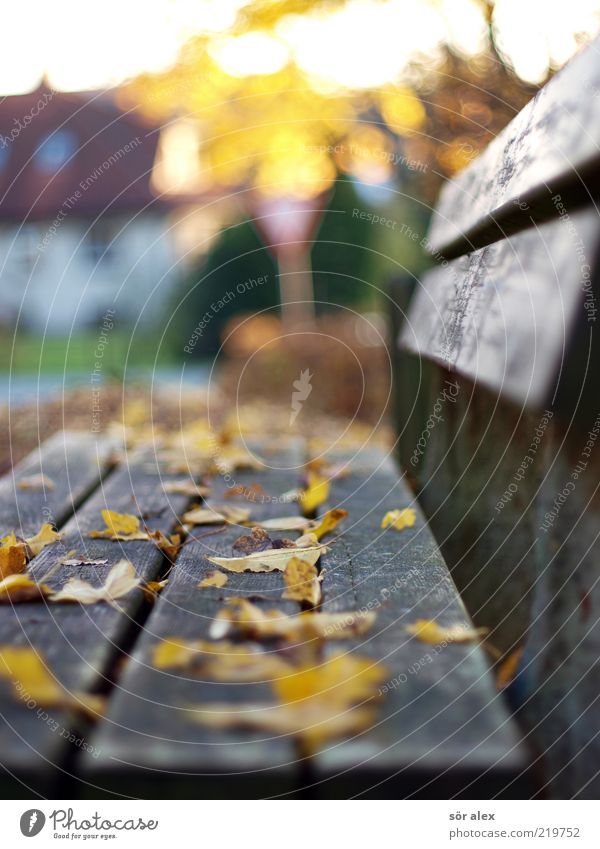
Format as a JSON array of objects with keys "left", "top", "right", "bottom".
[{"left": 0, "top": 331, "right": 177, "bottom": 375}]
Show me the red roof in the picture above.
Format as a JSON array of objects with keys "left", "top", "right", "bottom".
[{"left": 0, "top": 84, "right": 168, "bottom": 221}]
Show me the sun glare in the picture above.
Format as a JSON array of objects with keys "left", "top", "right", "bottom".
[{"left": 0, "top": 0, "right": 598, "bottom": 95}]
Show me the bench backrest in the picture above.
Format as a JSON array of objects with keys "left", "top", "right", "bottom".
[{"left": 393, "top": 35, "right": 600, "bottom": 798}]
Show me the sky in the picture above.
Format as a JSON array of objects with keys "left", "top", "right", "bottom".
[{"left": 0, "top": 0, "right": 599, "bottom": 95}]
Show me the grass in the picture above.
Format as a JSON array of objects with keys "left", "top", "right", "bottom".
[{"left": 0, "top": 330, "right": 177, "bottom": 375}]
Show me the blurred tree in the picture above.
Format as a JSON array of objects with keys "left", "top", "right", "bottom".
[{"left": 171, "top": 219, "right": 277, "bottom": 357}]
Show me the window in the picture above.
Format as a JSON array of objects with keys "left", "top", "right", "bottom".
[
  {"left": 85, "top": 220, "right": 115, "bottom": 265},
  {"left": 35, "top": 129, "right": 77, "bottom": 172}
]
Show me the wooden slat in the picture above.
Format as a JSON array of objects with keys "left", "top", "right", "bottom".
[
  {"left": 428, "top": 36, "right": 600, "bottom": 257},
  {"left": 82, "top": 442, "right": 305, "bottom": 798},
  {"left": 0, "top": 446, "right": 198, "bottom": 796},
  {"left": 401, "top": 210, "right": 600, "bottom": 409},
  {"left": 0, "top": 431, "right": 117, "bottom": 537},
  {"left": 311, "top": 446, "right": 527, "bottom": 797}
]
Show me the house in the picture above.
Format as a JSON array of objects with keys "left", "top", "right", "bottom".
[{"left": 0, "top": 83, "right": 222, "bottom": 334}]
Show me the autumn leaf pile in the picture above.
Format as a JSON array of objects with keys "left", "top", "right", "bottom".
[{"left": 0, "top": 406, "right": 497, "bottom": 755}]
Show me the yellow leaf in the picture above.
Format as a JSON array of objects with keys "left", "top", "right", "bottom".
[
  {"left": 198, "top": 571, "right": 228, "bottom": 589},
  {"left": 207, "top": 544, "right": 326, "bottom": 574},
  {"left": 274, "top": 653, "right": 386, "bottom": 707},
  {"left": 25, "top": 523, "right": 62, "bottom": 556},
  {"left": 0, "top": 533, "right": 27, "bottom": 579},
  {"left": 182, "top": 505, "right": 250, "bottom": 526},
  {"left": 50, "top": 560, "right": 141, "bottom": 604},
  {"left": 0, "top": 573, "right": 52, "bottom": 603},
  {"left": 282, "top": 557, "right": 322, "bottom": 606},
  {"left": 496, "top": 647, "right": 524, "bottom": 690},
  {"left": 405, "top": 619, "right": 489, "bottom": 645},
  {"left": 381, "top": 508, "right": 417, "bottom": 531},
  {"left": 89, "top": 510, "right": 149, "bottom": 540},
  {"left": 310, "top": 508, "right": 348, "bottom": 541},
  {"left": 0, "top": 646, "right": 104, "bottom": 719},
  {"left": 299, "top": 472, "right": 330, "bottom": 515},
  {"left": 210, "top": 598, "right": 375, "bottom": 642},
  {"left": 142, "top": 578, "right": 169, "bottom": 601},
  {"left": 188, "top": 653, "right": 387, "bottom": 752},
  {"left": 153, "top": 638, "right": 290, "bottom": 681}
]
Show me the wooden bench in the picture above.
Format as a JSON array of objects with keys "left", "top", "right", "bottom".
[
  {"left": 0, "top": 420, "right": 525, "bottom": 798},
  {"left": 395, "top": 35, "right": 600, "bottom": 799}
]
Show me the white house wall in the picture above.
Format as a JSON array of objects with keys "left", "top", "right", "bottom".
[{"left": 0, "top": 213, "right": 180, "bottom": 334}]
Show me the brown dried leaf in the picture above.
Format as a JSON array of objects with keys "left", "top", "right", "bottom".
[{"left": 232, "top": 526, "right": 273, "bottom": 555}]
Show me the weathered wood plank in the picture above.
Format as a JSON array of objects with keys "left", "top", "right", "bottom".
[
  {"left": 310, "top": 446, "right": 527, "bottom": 797},
  {"left": 82, "top": 442, "right": 305, "bottom": 798},
  {"left": 401, "top": 210, "right": 600, "bottom": 410},
  {"left": 0, "top": 447, "right": 197, "bottom": 797},
  {"left": 0, "top": 431, "right": 117, "bottom": 538},
  {"left": 428, "top": 35, "right": 600, "bottom": 256}
]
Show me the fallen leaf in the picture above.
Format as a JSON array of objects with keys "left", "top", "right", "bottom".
[
  {"left": 188, "top": 652, "right": 387, "bottom": 752},
  {"left": 61, "top": 557, "right": 108, "bottom": 567},
  {"left": 198, "top": 571, "right": 228, "bottom": 589},
  {"left": 0, "top": 574, "right": 52, "bottom": 603},
  {"left": 17, "top": 474, "right": 55, "bottom": 491},
  {"left": 207, "top": 544, "right": 326, "bottom": 574},
  {"left": 89, "top": 510, "right": 149, "bottom": 541},
  {"left": 381, "top": 508, "right": 417, "bottom": 531},
  {"left": 210, "top": 598, "right": 375, "bottom": 642},
  {"left": 153, "top": 638, "right": 290, "bottom": 681},
  {"left": 224, "top": 483, "right": 266, "bottom": 500},
  {"left": 405, "top": 619, "right": 489, "bottom": 645},
  {"left": 50, "top": 559, "right": 141, "bottom": 605},
  {"left": 256, "top": 516, "right": 313, "bottom": 532},
  {"left": 142, "top": 578, "right": 169, "bottom": 601},
  {"left": 232, "top": 527, "right": 277, "bottom": 555},
  {"left": 163, "top": 480, "right": 210, "bottom": 497},
  {"left": 282, "top": 557, "right": 323, "bottom": 606},
  {"left": 150, "top": 531, "right": 181, "bottom": 561},
  {"left": 299, "top": 472, "right": 330, "bottom": 515},
  {"left": 0, "top": 646, "right": 104, "bottom": 718},
  {"left": 293, "top": 532, "right": 320, "bottom": 548},
  {"left": 309, "top": 508, "right": 348, "bottom": 541},
  {"left": 182, "top": 505, "right": 250, "bottom": 526},
  {"left": 496, "top": 647, "right": 524, "bottom": 690},
  {"left": 26, "top": 523, "right": 62, "bottom": 556},
  {"left": 0, "top": 533, "right": 27, "bottom": 579}
]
